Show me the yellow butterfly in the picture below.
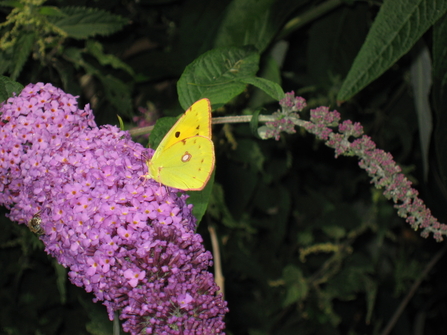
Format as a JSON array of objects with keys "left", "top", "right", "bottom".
[{"left": 144, "top": 98, "right": 215, "bottom": 191}]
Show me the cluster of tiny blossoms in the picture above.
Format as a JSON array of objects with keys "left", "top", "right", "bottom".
[
  {"left": 0, "top": 83, "right": 228, "bottom": 334},
  {"left": 264, "top": 92, "right": 447, "bottom": 241},
  {"left": 258, "top": 91, "right": 307, "bottom": 140}
]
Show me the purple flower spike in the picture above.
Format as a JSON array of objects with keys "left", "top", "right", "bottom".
[
  {"left": 260, "top": 92, "right": 307, "bottom": 141},
  {"left": 0, "top": 83, "right": 228, "bottom": 334}
]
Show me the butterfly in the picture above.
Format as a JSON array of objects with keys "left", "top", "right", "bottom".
[{"left": 144, "top": 98, "right": 215, "bottom": 191}]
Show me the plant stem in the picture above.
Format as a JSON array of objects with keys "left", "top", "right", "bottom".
[{"left": 380, "top": 244, "right": 447, "bottom": 335}]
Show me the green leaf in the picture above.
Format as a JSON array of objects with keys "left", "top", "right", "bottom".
[
  {"left": 250, "top": 108, "right": 262, "bottom": 138},
  {"left": 52, "top": 59, "right": 80, "bottom": 95},
  {"left": 63, "top": 47, "right": 83, "bottom": 65},
  {"left": 222, "top": 154, "right": 259, "bottom": 219},
  {"left": 177, "top": 46, "right": 260, "bottom": 109},
  {"left": 214, "top": 0, "right": 275, "bottom": 52},
  {"left": 307, "top": 4, "right": 369, "bottom": 89},
  {"left": 282, "top": 265, "right": 308, "bottom": 307},
  {"left": 116, "top": 114, "right": 125, "bottom": 131},
  {"left": 214, "top": 0, "right": 304, "bottom": 52},
  {"left": 187, "top": 170, "right": 215, "bottom": 225},
  {"left": 0, "top": 50, "right": 12, "bottom": 75},
  {"left": 39, "top": 6, "right": 67, "bottom": 17},
  {"left": 231, "top": 139, "right": 264, "bottom": 173},
  {"left": 97, "top": 75, "right": 133, "bottom": 114},
  {"left": 238, "top": 76, "right": 284, "bottom": 101},
  {"left": 175, "top": 0, "right": 231, "bottom": 67},
  {"left": 11, "top": 32, "right": 35, "bottom": 80},
  {"left": 86, "top": 40, "right": 134, "bottom": 75},
  {"left": 327, "top": 254, "right": 377, "bottom": 323},
  {"left": 207, "top": 183, "right": 239, "bottom": 228},
  {"left": 0, "top": 0, "right": 25, "bottom": 9},
  {"left": 53, "top": 260, "right": 67, "bottom": 304},
  {"left": 249, "top": 42, "right": 286, "bottom": 108},
  {"left": 0, "top": 1, "right": 23, "bottom": 8},
  {"left": 67, "top": 48, "right": 132, "bottom": 114},
  {"left": 337, "top": 0, "right": 447, "bottom": 101},
  {"left": 78, "top": 294, "right": 113, "bottom": 334},
  {"left": 0, "top": 76, "right": 23, "bottom": 102},
  {"left": 148, "top": 117, "right": 177, "bottom": 149},
  {"left": 49, "top": 6, "right": 129, "bottom": 39}
]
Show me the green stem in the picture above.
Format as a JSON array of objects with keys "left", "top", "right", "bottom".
[{"left": 276, "top": 0, "right": 344, "bottom": 40}]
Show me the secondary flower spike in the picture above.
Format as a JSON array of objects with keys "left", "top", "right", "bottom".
[{"left": 0, "top": 83, "right": 228, "bottom": 334}]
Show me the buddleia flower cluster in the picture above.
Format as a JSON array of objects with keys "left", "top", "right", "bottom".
[
  {"left": 262, "top": 91, "right": 447, "bottom": 241},
  {"left": 0, "top": 83, "right": 228, "bottom": 334}
]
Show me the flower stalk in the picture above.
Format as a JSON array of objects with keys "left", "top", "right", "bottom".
[{"left": 263, "top": 92, "right": 447, "bottom": 241}]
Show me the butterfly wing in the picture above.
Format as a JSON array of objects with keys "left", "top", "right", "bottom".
[
  {"left": 158, "top": 98, "right": 212, "bottom": 150},
  {"left": 149, "top": 136, "right": 215, "bottom": 191}
]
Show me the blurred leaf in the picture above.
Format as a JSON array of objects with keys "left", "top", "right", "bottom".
[
  {"left": 208, "top": 183, "right": 239, "bottom": 228},
  {"left": 98, "top": 75, "right": 133, "bottom": 114},
  {"left": 297, "top": 229, "right": 314, "bottom": 246},
  {"left": 307, "top": 4, "right": 369, "bottom": 88},
  {"left": 39, "top": 6, "right": 67, "bottom": 17},
  {"left": 326, "top": 254, "right": 375, "bottom": 300},
  {"left": 321, "top": 225, "right": 346, "bottom": 239},
  {"left": 177, "top": 46, "right": 260, "bottom": 109},
  {"left": 0, "top": 76, "right": 23, "bottom": 102},
  {"left": 432, "top": 12, "right": 447, "bottom": 185},
  {"left": 176, "top": 0, "right": 232, "bottom": 65},
  {"left": 318, "top": 203, "right": 360, "bottom": 231},
  {"left": 222, "top": 160, "right": 258, "bottom": 219},
  {"left": 230, "top": 139, "right": 265, "bottom": 172},
  {"left": 410, "top": 41, "right": 432, "bottom": 182},
  {"left": 86, "top": 40, "right": 134, "bottom": 75},
  {"left": 63, "top": 46, "right": 133, "bottom": 114},
  {"left": 52, "top": 59, "right": 80, "bottom": 95},
  {"left": 53, "top": 260, "right": 67, "bottom": 304},
  {"left": 49, "top": 6, "right": 129, "bottom": 39},
  {"left": 248, "top": 330, "right": 269, "bottom": 335},
  {"left": 0, "top": 51, "right": 12, "bottom": 75},
  {"left": 282, "top": 265, "right": 308, "bottom": 307},
  {"left": 394, "top": 256, "right": 424, "bottom": 296},
  {"left": 214, "top": 0, "right": 275, "bottom": 52},
  {"left": 253, "top": 184, "right": 290, "bottom": 248},
  {"left": 63, "top": 46, "right": 83, "bottom": 65},
  {"left": 11, "top": 32, "right": 35, "bottom": 80},
  {"left": 78, "top": 295, "right": 113, "bottom": 335},
  {"left": 214, "top": 0, "right": 305, "bottom": 52},
  {"left": 0, "top": 1, "right": 23, "bottom": 8},
  {"left": 337, "top": 0, "right": 447, "bottom": 101},
  {"left": 364, "top": 275, "right": 377, "bottom": 324},
  {"left": 263, "top": 152, "right": 291, "bottom": 183}
]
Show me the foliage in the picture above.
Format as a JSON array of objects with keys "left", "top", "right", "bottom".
[{"left": 2, "top": 0, "right": 447, "bottom": 334}]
